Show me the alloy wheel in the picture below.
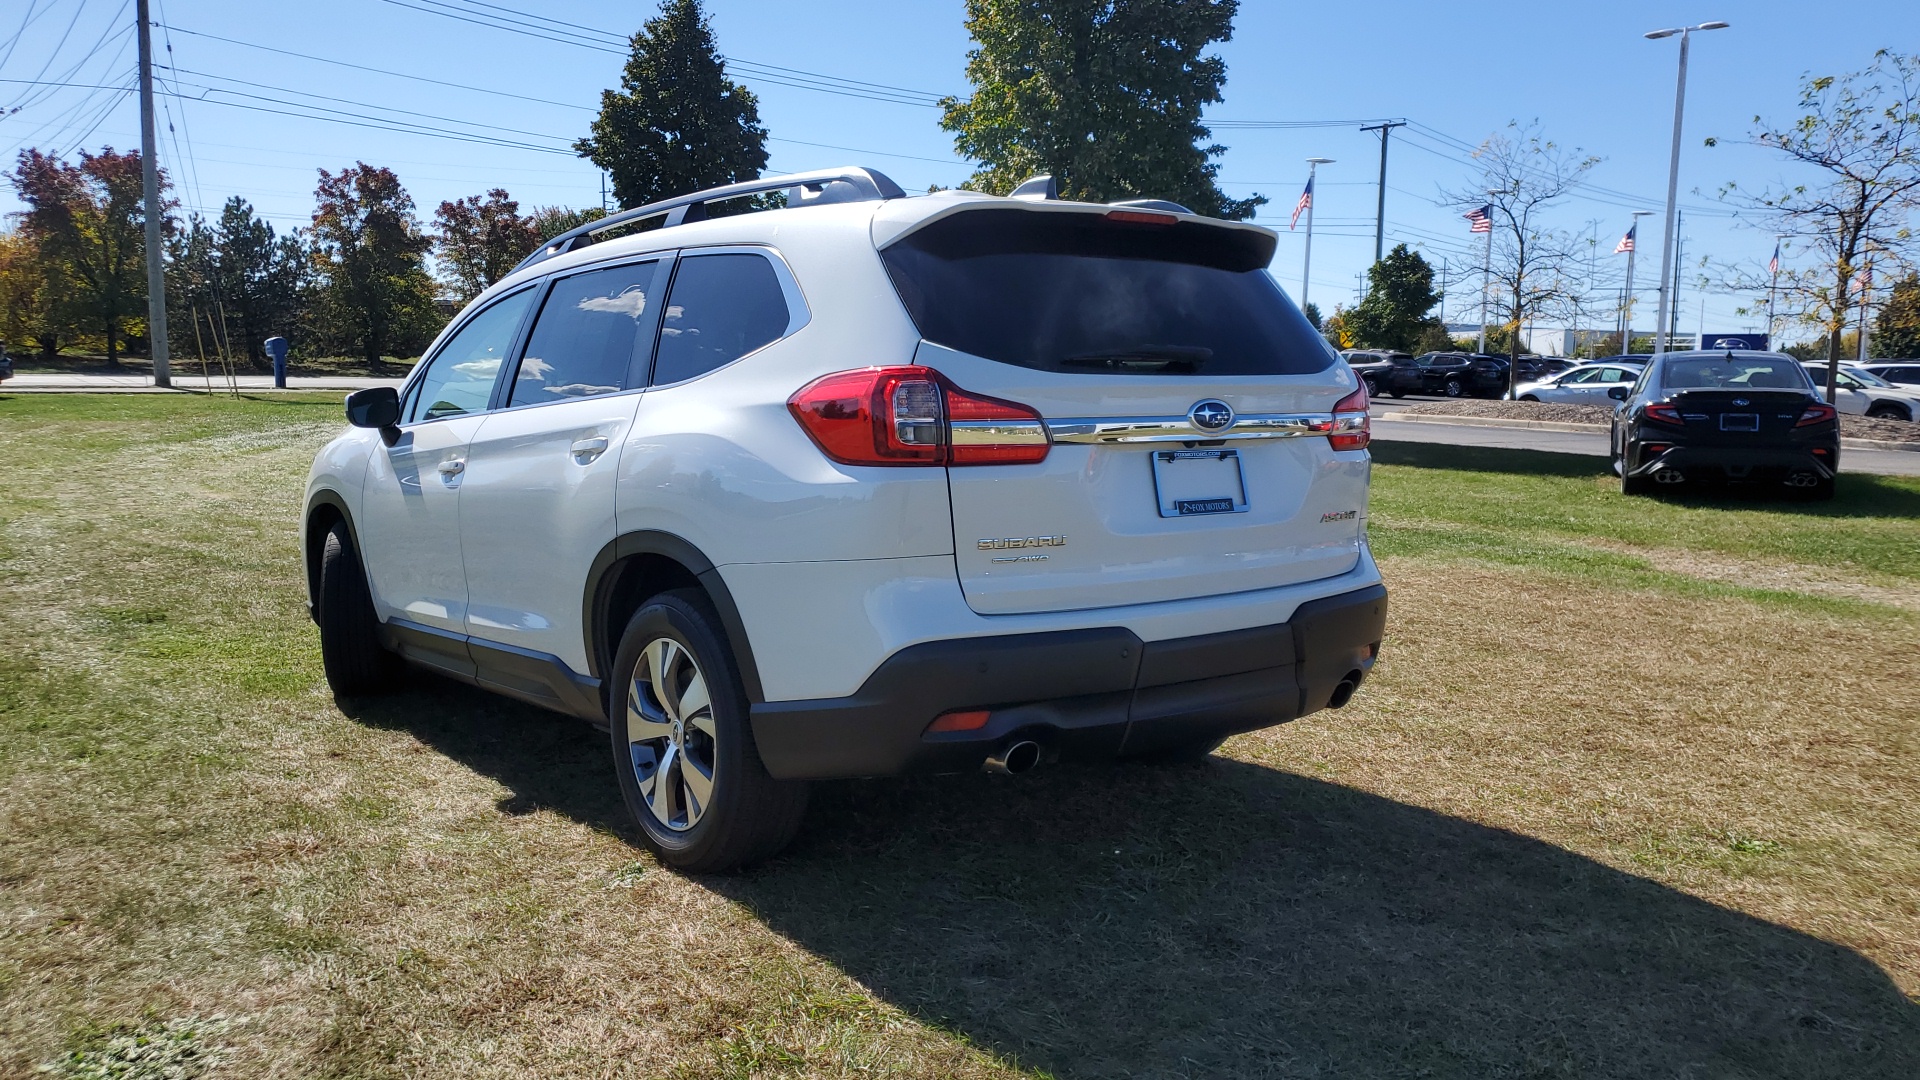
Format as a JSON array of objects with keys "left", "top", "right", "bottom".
[{"left": 627, "top": 637, "right": 718, "bottom": 832}]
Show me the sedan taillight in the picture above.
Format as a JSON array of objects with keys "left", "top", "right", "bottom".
[
  {"left": 1796, "top": 402, "right": 1838, "bottom": 427},
  {"left": 1644, "top": 403, "right": 1685, "bottom": 425},
  {"left": 1328, "top": 386, "right": 1371, "bottom": 451},
  {"left": 788, "top": 366, "right": 1049, "bottom": 467}
]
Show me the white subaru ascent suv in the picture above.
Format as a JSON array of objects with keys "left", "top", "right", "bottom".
[{"left": 304, "top": 167, "right": 1388, "bottom": 872}]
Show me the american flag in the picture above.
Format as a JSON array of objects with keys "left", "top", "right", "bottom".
[
  {"left": 1614, "top": 224, "right": 1636, "bottom": 254},
  {"left": 1290, "top": 176, "right": 1314, "bottom": 230},
  {"left": 1768, "top": 241, "right": 1781, "bottom": 277},
  {"left": 1851, "top": 265, "right": 1871, "bottom": 295},
  {"left": 1464, "top": 204, "right": 1493, "bottom": 233}
]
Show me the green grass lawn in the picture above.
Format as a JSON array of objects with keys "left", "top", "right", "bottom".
[{"left": 2, "top": 393, "right": 1917, "bottom": 1078}]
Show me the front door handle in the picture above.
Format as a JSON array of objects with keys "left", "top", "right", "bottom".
[
  {"left": 437, "top": 459, "right": 466, "bottom": 476},
  {"left": 570, "top": 436, "right": 609, "bottom": 462}
]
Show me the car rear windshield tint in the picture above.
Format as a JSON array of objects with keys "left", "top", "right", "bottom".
[
  {"left": 1661, "top": 357, "right": 1810, "bottom": 390},
  {"left": 880, "top": 209, "right": 1332, "bottom": 377}
]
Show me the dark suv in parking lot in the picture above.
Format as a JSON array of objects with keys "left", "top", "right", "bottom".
[{"left": 1341, "top": 350, "right": 1412, "bottom": 397}]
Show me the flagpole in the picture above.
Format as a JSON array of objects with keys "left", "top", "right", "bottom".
[
  {"left": 1477, "top": 221, "right": 1493, "bottom": 354},
  {"left": 1765, "top": 239, "right": 1780, "bottom": 348},
  {"left": 1300, "top": 158, "right": 1332, "bottom": 311}
]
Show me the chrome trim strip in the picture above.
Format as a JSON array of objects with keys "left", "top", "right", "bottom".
[
  {"left": 1046, "top": 413, "right": 1339, "bottom": 444},
  {"left": 949, "top": 419, "right": 1049, "bottom": 446}
]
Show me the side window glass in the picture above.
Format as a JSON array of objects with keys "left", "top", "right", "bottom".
[
  {"left": 511, "top": 260, "right": 663, "bottom": 407},
  {"left": 407, "top": 289, "right": 534, "bottom": 423},
  {"left": 653, "top": 253, "right": 791, "bottom": 385}
]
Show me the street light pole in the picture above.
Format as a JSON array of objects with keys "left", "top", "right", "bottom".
[
  {"left": 1645, "top": 20, "right": 1729, "bottom": 356},
  {"left": 1301, "top": 157, "right": 1333, "bottom": 312}
]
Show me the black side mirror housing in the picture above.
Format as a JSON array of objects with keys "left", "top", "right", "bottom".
[
  {"left": 345, "top": 386, "right": 402, "bottom": 444},
  {"left": 1607, "top": 386, "right": 1629, "bottom": 401}
]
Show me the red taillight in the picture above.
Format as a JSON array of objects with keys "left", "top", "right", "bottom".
[
  {"left": 1105, "top": 209, "right": 1178, "bottom": 226},
  {"left": 1328, "top": 386, "right": 1370, "bottom": 451},
  {"left": 1644, "top": 403, "right": 1685, "bottom": 425},
  {"left": 788, "top": 367, "right": 1049, "bottom": 468},
  {"left": 1796, "top": 403, "right": 1837, "bottom": 427}
]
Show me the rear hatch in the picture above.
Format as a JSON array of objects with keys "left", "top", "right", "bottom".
[{"left": 878, "top": 204, "right": 1369, "bottom": 616}]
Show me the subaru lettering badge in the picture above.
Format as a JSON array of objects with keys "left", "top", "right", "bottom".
[{"left": 1189, "top": 399, "right": 1235, "bottom": 433}]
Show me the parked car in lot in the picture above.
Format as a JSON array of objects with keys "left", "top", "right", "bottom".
[
  {"left": 1380, "top": 351, "right": 1484, "bottom": 397},
  {"left": 1611, "top": 350, "right": 1837, "bottom": 499},
  {"left": 303, "top": 166, "right": 1389, "bottom": 872},
  {"left": 1466, "top": 354, "right": 1574, "bottom": 398},
  {"left": 1855, "top": 361, "right": 1920, "bottom": 388},
  {"left": 1340, "top": 349, "right": 1412, "bottom": 397},
  {"left": 1515, "top": 362, "right": 1644, "bottom": 404},
  {"left": 1801, "top": 363, "right": 1920, "bottom": 421}
]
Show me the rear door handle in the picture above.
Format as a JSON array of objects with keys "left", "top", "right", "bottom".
[
  {"left": 437, "top": 459, "right": 466, "bottom": 476},
  {"left": 570, "top": 436, "right": 609, "bottom": 462}
]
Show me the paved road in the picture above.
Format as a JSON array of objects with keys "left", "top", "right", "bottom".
[{"left": 3, "top": 373, "right": 401, "bottom": 392}]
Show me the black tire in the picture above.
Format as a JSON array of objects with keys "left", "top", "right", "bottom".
[
  {"left": 317, "top": 520, "right": 402, "bottom": 695},
  {"left": 1362, "top": 376, "right": 1378, "bottom": 398},
  {"left": 608, "top": 589, "right": 807, "bottom": 873},
  {"left": 1444, "top": 378, "right": 1465, "bottom": 398},
  {"left": 1618, "top": 457, "right": 1651, "bottom": 496},
  {"left": 1518, "top": 394, "right": 1540, "bottom": 402},
  {"left": 1388, "top": 389, "right": 1406, "bottom": 399},
  {"left": 1865, "top": 402, "right": 1910, "bottom": 422}
]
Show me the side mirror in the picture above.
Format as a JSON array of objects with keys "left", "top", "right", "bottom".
[
  {"left": 1607, "top": 386, "right": 1629, "bottom": 401},
  {"left": 345, "top": 386, "right": 402, "bottom": 445}
]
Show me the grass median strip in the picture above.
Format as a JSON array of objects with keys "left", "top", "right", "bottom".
[{"left": 2, "top": 394, "right": 1916, "bottom": 1077}]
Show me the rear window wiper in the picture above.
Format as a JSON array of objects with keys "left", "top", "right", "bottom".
[{"left": 1061, "top": 346, "right": 1214, "bottom": 373}]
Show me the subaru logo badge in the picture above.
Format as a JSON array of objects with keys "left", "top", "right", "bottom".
[
  {"left": 1732, "top": 398, "right": 1750, "bottom": 406},
  {"left": 1189, "top": 399, "right": 1235, "bottom": 433}
]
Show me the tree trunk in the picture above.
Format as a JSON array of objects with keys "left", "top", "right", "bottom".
[{"left": 104, "top": 323, "right": 119, "bottom": 366}]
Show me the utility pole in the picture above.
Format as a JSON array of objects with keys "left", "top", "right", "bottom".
[
  {"left": 137, "top": 0, "right": 171, "bottom": 387},
  {"left": 1438, "top": 258, "right": 1448, "bottom": 324},
  {"left": 1359, "top": 120, "right": 1405, "bottom": 265}
]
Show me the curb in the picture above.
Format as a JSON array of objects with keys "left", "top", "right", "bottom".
[{"left": 1374, "top": 411, "right": 1919, "bottom": 454}]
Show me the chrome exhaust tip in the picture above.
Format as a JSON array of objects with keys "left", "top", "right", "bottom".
[
  {"left": 983, "top": 740, "right": 1042, "bottom": 776},
  {"left": 1785, "top": 471, "right": 1820, "bottom": 488},
  {"left": 1326, "top": 671, "right": 1363, "bottom": 710},
  {"left": 1654, "top": 468, "right": 1686, "bottom": 485}
]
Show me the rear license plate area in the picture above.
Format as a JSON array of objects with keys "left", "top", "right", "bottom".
[
  {"left": 1720, "top": 413, "right": 1760, "bottom": 432},
  {"left": 1151, "top": 449, "right": 1248, "bottom": 518}
]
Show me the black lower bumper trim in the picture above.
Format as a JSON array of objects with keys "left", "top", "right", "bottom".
[{"left": 751, "top": 582, "right": 1388, "bottom": 780}]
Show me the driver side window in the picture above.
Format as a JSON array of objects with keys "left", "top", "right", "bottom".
[{"left": 405, "top": 289, "right": 536, "bottom": 423}]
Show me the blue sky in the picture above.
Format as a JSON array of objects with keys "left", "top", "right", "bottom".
[{"left": 3, "top": 0, "right": 1916, "bottom": 342}]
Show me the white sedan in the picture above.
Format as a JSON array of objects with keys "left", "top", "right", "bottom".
[
  {"left": 1802, "top": 365, "right": 1919, "bottom": 422},
  {"left": 1514, "top": 363, "right": 1643, "bottom": 405}
]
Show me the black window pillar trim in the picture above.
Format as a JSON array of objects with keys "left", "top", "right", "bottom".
[{"left": 582, "top": 530, "right": 765, "bottom": 704}]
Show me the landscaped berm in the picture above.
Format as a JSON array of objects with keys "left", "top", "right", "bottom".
[{"left": 2, "top": 393, "right": 1917, "bottom": 1079}]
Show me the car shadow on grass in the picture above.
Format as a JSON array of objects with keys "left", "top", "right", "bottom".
[{"left": 343, "top": 681, "right": 1920, "bottom": 1078}]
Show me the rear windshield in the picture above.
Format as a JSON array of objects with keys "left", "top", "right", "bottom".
[
  {"left": 880, "top": 209, "right": 1332, "bottom": 376},
  {"left": 1661, "top": 356, "right": 1810, "bottom": 390}
]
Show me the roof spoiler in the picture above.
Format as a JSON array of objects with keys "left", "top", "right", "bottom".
[{"left": 511, "top": 165, "right": 907, "bottom": 274}]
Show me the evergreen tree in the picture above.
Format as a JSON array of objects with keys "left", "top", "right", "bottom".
[
  {"left": 214, "top": 198, "right": 311, "bottom": 363},
  {"left": 1345, "top": 245, "right": 1442, "bottom": 352},
  {"left": 1872, "top": 272, "right": 1920, "bottom": 358},
  {"left": 530, "top": 205, "right": 607, "bottom": 242},
  {"left": 575, "top": 0, "right": 769, "bottom": 209},
  {"left": 310, "top": 164, "right": 440, "bottom": 364},
  {"left": 939, "top": 0, "right": 1262, "bottom": 220}
]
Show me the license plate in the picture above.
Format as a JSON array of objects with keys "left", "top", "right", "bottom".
[
  {"left": 1151, "top": 449, "right": 1248, "bottom": 518},
  {"left": 1720, "top": 413, "right": 1759, "bottom": 431}
]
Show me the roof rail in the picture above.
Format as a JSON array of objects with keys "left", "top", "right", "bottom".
[{"left": 511, "top": 165, "right": 907, "bottom": 274}]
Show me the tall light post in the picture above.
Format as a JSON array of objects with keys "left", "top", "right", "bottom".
[
  {"left": 1300, "top": 157, "right": 1333, "bottom": 312},
  {"left": 1620, "top": 209, "right": 1656, "bottom": 349},
  {"left": 1645, "top": 19, "right": 1730, "bottom": 355}
]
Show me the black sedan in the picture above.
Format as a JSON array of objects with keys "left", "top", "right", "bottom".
[{"left": 1609, "top": 351, "right": 1838, "bottom": 499}]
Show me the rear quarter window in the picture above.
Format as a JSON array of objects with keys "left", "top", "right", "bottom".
[{"left": 880, "top": 209, "right": 1331, "bottom": 377}]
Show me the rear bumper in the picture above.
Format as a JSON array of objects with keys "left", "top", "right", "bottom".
[
  {"left": 750, "top": 583, "right": 1388, "bottom": 780},
  {"left": 1629, "top": 442, "right": 1836, "bottom": 478}
]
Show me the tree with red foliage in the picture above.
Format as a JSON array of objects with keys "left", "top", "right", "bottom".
[
  {"left": 310, "top": 163, "right": 439, "bottom": 363},
  {"left": 434, "top": 189, "right": 540, "bottom": 302},
  {"left": 7, "top": 147, "right": 170, "bottom": 365}
]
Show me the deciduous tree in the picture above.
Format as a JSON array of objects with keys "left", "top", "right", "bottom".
[
  {"left": 1345, "top": 244, "right": 1442, "bottom": 352},
  {"left": 940, "top": 0, "right": 1262, "bottom": 220},
  {"left": 1442, "top": 123, "right": 1598, "bottom": 392},
  {"left": 7, "top": 147, "right": 167, "bottom": 364},
  {"left": 310, "top": 163, "right": 439, "bottom": 363},
  {"left": 576, "top": 0, "right": 768, "bottom": 210},
  {"left": 1721, "top": 51, "right": 1920, "bottom": 395},
  {"left": 434, "top": 189, "right": 540, "bottom": 301},
  {"left": 0, "top": 226, "right": 75, "bottom": 357},
  {"left": 1873, "top": 271, "right": 1920, "bottom": 357}
]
